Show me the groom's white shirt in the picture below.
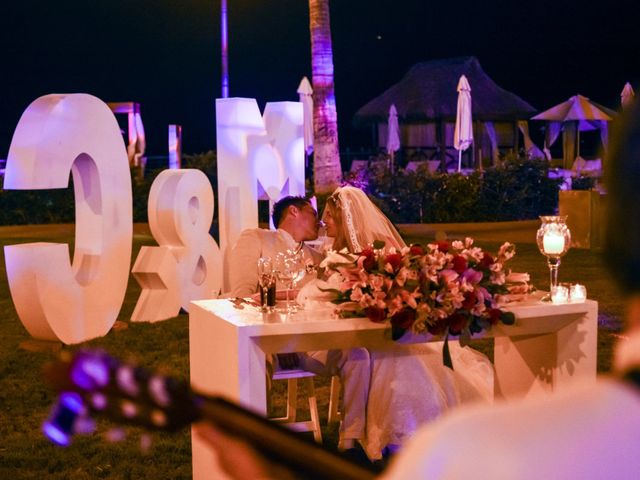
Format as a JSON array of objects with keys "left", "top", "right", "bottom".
[{"left": 228, "top": 227, "right": 323, "bottom": 297}]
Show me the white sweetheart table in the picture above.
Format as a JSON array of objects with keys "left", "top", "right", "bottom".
[{"left": 189, "top": 295, "right": 598, "bottom": 479}]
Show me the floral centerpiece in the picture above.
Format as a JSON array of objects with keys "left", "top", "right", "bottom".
[{"left": 320, "top": 238, "right": 522, "bottom": 367}]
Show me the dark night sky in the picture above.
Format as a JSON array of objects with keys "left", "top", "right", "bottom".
[{"left": 2, "top": 0, "right": 639, "bottom": 157}]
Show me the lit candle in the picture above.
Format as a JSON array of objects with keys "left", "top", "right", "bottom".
[
  {"left": 543, "top": 231, "right": 565, "bottom": 255},
  {"left": 570, "top": 284, "right": 587, "bottom": 303},
  {"left": 551, "top": 285, "right": 569, "bottom": 304}
]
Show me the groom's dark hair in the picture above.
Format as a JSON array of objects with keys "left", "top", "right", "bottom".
[{"left": 272, "top": 196, "right": 311, "bottom": 227}]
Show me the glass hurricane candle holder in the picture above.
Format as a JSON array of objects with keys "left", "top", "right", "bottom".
[{"left": 536, "top": 215, "right": 571, "bottom": 301}]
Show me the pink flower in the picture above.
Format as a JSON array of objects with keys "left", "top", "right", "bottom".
[
  {"left": 462, "top": 268, "right": 483, "bottom": 285},
  {"left": 350, "top": 286, "right": 364, "bottom": 302},
  {"left": 369, "top": 273, "right": 385, "bottom": 291},
  {"left": 440, "top": 269, "right": 459, "bottom": 285}
]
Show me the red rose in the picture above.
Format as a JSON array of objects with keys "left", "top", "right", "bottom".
[
  {"left": 479, "top": 252, "right": 494, "bottom": 269},
  {"left": 436, "top": 241, "right": 450, "bottom": 253},
  {"left": 447, "top": 312, "right": 468, "bottom": 335},
  {"left": 360, "top": 248, "right": 376, "bottom": 272},
  {"left": 427, "top": 317, "right": 448, "bottom": 335},
  {"left": 487, "top": 308, "right": 502, "bottom": 325},
  {"left": 451, "top": 255, "right": 467, "bottom": 274},
  {"left": 409, "top": 244, "right": 425, "bottom": 255},
  {"left": 384, "top": 253, "right": 403, "bottom": 271},
  {"left": 390, "top": 307, "right": 416, "bottom": 330},
  {"left": 361, "top": 247, "right": 375, "bottom": 257},
  {"left": 366, "top": 306, "right": 387, "bottom": 323},
  {"left": 462, "top": 291, "right": 476, "bottom": 310}
]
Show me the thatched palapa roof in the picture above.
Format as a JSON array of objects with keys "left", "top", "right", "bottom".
[{"left": 354, "top": 57, "right": 536, "bottom": 125}]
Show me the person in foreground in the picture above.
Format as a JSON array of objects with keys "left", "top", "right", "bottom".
[
  {"left": 383, "top": 99, "right": 640, "bottom": 479},
  {"left": 198, "top": 102, "right": 640, "bottom": 478},
  {"left": 228, "top": 195, "right": 371, "bottom": 450}
]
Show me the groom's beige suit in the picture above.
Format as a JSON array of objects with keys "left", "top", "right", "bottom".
[{"left": 228, "top": 227, "right": 370, "bottom": 445}]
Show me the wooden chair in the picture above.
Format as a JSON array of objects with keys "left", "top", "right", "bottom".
[
  {"left": 270, "top": 366, "right": 323, "bottom": 443},
  {"left": 327, "top": 375, "right": 343, "bottom": 426}
]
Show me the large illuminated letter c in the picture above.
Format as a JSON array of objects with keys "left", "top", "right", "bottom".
[{"left": 3, "top": 94, "right": 132, "bottom": 344}]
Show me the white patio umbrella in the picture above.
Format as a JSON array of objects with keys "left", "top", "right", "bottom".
[
  {"left": 621, "top": 82, "right": 635, "bottom": 110},
  {"left": 454, "top": 75, "right": 473, "bottom": 172},
  {"left": 297, "top": 76, "right": 314, "bottom": 156},
  {"left": 386, "top": 104, "right": 400, "bottom": 173}
]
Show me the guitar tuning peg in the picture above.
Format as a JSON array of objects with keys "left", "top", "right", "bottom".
[
  {"left": 140, "top": 433, "right": 153, "bottom": 454},
  {"left": 105, "top": 427, "right": 126, "bottom": 443},
  {"left": 74, "top": 416, "right": 96, "bottom": 436}
]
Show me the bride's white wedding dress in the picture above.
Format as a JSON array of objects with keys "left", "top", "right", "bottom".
[
  {"left": 298, "top": 279, "right": 494, "bottom": 460},
  {"left": 362, "top": 341, "right": 493, "bottom": 460}
]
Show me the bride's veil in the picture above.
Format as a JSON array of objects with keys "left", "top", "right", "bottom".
[{"left": 330, "top": 186, "right": 407, "bottom": 252}]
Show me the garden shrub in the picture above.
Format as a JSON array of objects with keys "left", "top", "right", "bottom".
[
  {"left": 0, "top": 151, "right": 219, "bottom": 226},
  {"left": 347, "top": 157, "right": 561, "bottom": 224}
]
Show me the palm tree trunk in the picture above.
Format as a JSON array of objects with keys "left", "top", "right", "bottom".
[{"left": 309, "top": 0, "right": 342, "bottom": 194}]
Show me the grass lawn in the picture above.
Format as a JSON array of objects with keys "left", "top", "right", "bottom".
[{"left": 0, "top": 223, "right": 624, "bottom": 479}]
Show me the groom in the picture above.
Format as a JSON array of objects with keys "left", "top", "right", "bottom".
[{"left": 228, "top": 195, "right": 371, "bottom": 450}]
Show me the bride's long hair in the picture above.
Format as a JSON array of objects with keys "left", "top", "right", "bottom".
[{"left": 323, "top": 186, "right": 406, "bottom": 253}]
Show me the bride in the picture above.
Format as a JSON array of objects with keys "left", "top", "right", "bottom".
[{"left": 318, "top": 185, "right": 494, "bottom": 460}]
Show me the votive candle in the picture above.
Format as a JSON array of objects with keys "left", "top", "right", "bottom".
[
  {"left": 551, "top": 285, "right": 569, "bottom": 304},
  {"left": 570, "top": 284, "right": 587, "bottom": 303},
  {"left": 543, "top": 231, "right": 565, "bottom": 255}
]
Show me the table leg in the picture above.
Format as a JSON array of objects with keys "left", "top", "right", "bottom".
[
  {"left": 189, "top": 304, "right": 268, "bottom": 480},
  {"left": 494, "top": 302, "right": 598, "bottom": 399}
]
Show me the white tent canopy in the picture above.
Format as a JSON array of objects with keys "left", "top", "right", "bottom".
[{"left": 531, "top": 94, "right": 616, "bottom": 169}]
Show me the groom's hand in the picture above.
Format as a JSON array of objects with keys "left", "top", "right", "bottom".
[{"left": 277, "top": 353, "right": 300, "bottom": 370}]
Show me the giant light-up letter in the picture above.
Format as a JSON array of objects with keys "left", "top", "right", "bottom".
[
  {"left": 3, "top": 94, "right": 132, "bottom": 344},
  {"left": 131, "top": 169, "right": 222, "bottom": 322},
  {"left": 216, "top": 98, "right": 304, "bottom": 291}
]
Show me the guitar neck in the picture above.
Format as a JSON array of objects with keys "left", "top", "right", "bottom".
[
  {"left": 43, "top": 350, "right": 380, "bottom": 480},
  {"left": 195, "top": 395, "right": 379, "bottom": 480}
]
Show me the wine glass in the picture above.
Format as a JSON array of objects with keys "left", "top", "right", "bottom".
[
  {"left": 275, "top": 252, "right": 296, "bottom": 312},
  {"left": 257, "top": 256, "right": 276, "bottom": 312},
  {"left": 289, "top": 249, "right": 308, "bottom": 311}
]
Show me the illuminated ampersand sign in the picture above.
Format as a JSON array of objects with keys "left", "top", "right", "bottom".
[
  {"left": 3, "top": 94, "right": 132, "bottom": 344},
  {"left": 131, "top": 169, "right": 222, "bottom": 322}
]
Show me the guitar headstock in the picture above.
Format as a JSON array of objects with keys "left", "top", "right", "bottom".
[{"left": 43, "top": 349, "right": 199, "bottom": 446}]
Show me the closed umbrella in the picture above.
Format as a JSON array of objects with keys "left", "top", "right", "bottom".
[
  {"left": 621, "top": 82, "right": 635, "bottom": 110},
  {"left": 386, "top": 104, "right": 400, "bottom": 173},
  {"left": 297, "top": 76, "right": 314, "bottom": 156},
  {"left": 454, "top": 75, "right": 473, "bottom": 172}
]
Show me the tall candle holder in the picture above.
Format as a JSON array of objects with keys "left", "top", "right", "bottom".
[{"left": 536, "top": 215, "right": 571, "bottom": 301}]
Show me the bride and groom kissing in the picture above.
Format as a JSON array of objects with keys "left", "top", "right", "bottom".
[{"left": 227, "top": 185, "right": 493, "bottom": 461}]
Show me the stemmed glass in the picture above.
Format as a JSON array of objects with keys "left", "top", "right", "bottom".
[
  {"left": 289, "top": 249, "right": 308, "bottom": 311},
  {"left": 257, "top": 256, "right": 276, "bottom": 312},
  {"left": 275, "top": 252, "right": 296, "bottom": 312}
]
